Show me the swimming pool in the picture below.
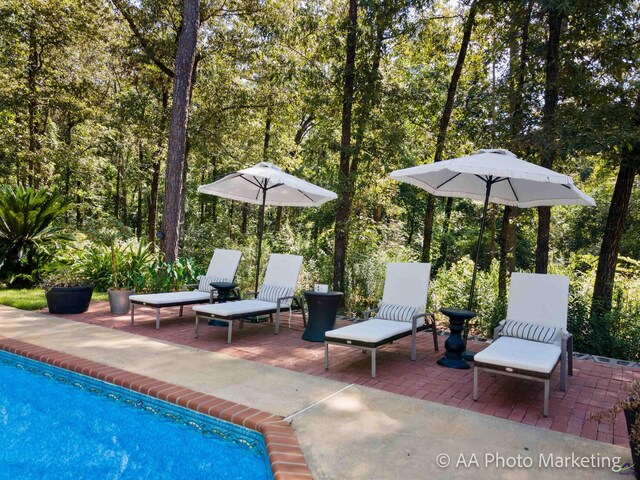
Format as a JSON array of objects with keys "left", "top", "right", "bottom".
[{"left": 0, "top": 350, "right": 272, "bottom": 479}]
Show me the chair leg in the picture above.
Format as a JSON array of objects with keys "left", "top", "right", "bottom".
[
  {"left": 179, "top": 305, "right": 183, "bottom": 317},
  {"left": 155, "top": 309, "right": 161, "bottom": 330},
  {"left": 324, "top": 342, "right": 329, "bottom": 370},
  {"left": 130, "top": 303, "right": 135, "bottom": 326},
  {"left": 560, "top": 350, "right": 567, "bottom": 392},
  {"left": 543, "top": 380, "right": 550, "bottom": 417},
  {"left": 410, "top": 331, "right": 417, "bottom": 361},
  {"left": 371, "top": 349, "right": 376, "bottom": 378},
  {"left": 299, "top": 297, "right": 307, "bottom": 327},
  {"left": 473, "top": 368, "right": 478, "bottom": 401},
  {"left": 568, "top": 335, "right": 573, "bottom": 376},
  {"left": 227, "top": 321, "right": 233, "bottom": 344},
  {"left": 432, "top": 321, "right": 439, "bottom": 351},
  {"left": 275, "top": 309, "right": 280, "bottom": 335}
]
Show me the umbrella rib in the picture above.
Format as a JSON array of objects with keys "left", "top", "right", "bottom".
[
  {"left": 506, "top": 178, "right": 520, "bottom": 202},
  {"left": 240, "top": 175, "right": 263, "bottom": 190},
  {"left": 436, "top": 172, "right": 461, "bottom": 189},
  {"left": 265, "top": 182, "right": 285, "bottom": 191},
  {"left": 297, "top": 189, "right": 315, "bottom": 202}
]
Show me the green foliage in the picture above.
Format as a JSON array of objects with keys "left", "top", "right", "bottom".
[
  {"left": 74, "top": 240, "right": 154, "bottom": 292},
  {"left": 145, "top": 258, "right": 199, "bottom": 294},
  {"left": 429, "top": 257, "right": 503, "bottom": 336},
  {"left": 0, "top": 185, "right": 71, "bottom": 287}
]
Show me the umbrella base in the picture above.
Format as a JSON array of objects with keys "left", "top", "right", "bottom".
[
  {"left": 437, "top": 357, "right": 470, "bottom": 369},
  {"left": 462, "top": 350, "right": 477, "bottom": 362}
]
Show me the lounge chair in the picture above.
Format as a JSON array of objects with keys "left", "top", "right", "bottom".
[
  {"left": 324, "top": 262, "right": 437, "bottom": 378},
  {"left": 473, "top": 272, "right": 573, "bottom": 416},
  {"left": 129, "top": 249, "right": 242, "bottom": 329},
  {"left": 193, "top": 253, "right": 305, "bottom": 343}
]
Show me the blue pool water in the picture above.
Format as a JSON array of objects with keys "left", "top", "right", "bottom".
[{"left": 0, "top": 351, "right": 272, "bottom": 480}]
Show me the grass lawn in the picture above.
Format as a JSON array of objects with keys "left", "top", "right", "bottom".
[{"left": 0, "top": 289, "right": 109, "bottom": 311}]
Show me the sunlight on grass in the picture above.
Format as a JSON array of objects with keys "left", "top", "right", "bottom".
[{"left": 0, "top": 289, "right": 109, "bottom": 311}]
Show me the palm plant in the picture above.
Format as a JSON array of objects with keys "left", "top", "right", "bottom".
[{"left": 0, "top": 185, "right": 71, "bottom": 286}]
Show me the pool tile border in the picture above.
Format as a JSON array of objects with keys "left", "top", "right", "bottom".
[{"left": 0, "top": 337, "right": 311, "bottom": 480}]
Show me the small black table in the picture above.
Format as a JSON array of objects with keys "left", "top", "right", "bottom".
[
  {"left": 437, "top": 308, "right": 476, "bottom": 370},
  {"left": 302, "top": 291, "right": 343, "bottom": 342},
  {"left": 209, "top": 282, "right": 238, "bottom": 303}
]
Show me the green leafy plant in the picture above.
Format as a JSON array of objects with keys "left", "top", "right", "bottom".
[
  {"left": 41, "top": 268, "right": 93, "bottom": 293},
  {"left": 77, "top": 240, "right": 154, "bottom": 292},
  {"left": 0, "top": 185, "right": 71, "bottom": 287},
  {"left": 145, "top": 257, "right": 199, "bottom": 293}
]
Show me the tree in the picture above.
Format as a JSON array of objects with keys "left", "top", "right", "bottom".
[
  {"left": 161, "top": 0, "right": 200, "bottom": 261},
  {"left": 333, "top": 0, "right": 358, "bottom": 294},
  {"left": 420, "top": 0, "right": 480, "bottom": 263},
  {"left": 535, "top": 2, "right": 565, "bottom": 273}
]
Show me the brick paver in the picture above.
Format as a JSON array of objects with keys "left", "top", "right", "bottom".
[{"left": 49, "top": 301, "right": 640, "bottom": 448}]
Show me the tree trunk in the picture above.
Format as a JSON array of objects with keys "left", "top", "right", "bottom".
[
  {"left": 136, "top": 144, "right": 143, "bottom": 238},
  {"left": 115, "top": 152, "right": 122, "bottom": 218},
  {"left": 76, "top": 179, "right": 82, "bottom": 226},
  {"left": 498, "top": 205, "right": 518, "bottom": 297},
  {"left": 178, "top": 139, "right": 190, "bottom": 251},
  {"left": 421, "top": 0, "right": 480, "bottom": 263},
  {"left": 161, "top": 0, "right": 200, "bottom": 262},
  {"left": 535, "top": 8, "right": 563, "bottom": 274},
  {"left": 332, "top": 0, "right": 358, "bottom": 293},
  {"left": 148, "top": 87, "right": 168, "bottom": 252},
  {"left": 241, "top": 204, "right": 249, "bottom": 235},
  {"left": 591, "top": 147, "right": 639, "bottom": 320},
  {"left": 27, "top": 21, "right": 40, "bottom": 188},
  {"left": 499, "top": 1, "right": 531, "bottom": 299},
  {"left": 211, "top": 155, "right": 218, "bottom": 223}
]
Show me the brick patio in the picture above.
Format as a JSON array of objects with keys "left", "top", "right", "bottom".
[{"left": 47, "top": 301, "right": 640, "bottom": 449}]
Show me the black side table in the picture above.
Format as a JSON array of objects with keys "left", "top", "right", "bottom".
[
  {"left": 209, "top": 282, "right": 239, "bottom": 303},
  {"left": 302, "top": 291, "right": 343, "bottom": 342},
  {"left": 437, "top": 308, "right": 476, "bottom": 369}
]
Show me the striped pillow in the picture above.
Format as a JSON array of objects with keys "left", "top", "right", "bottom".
[
  {"left": 500, "top": 320, "right": 561, "bottom": 344},
  {"left": 198, "top": 276, "right": 229, "bottom": 293},
  {"left": 377, "top": 303, "right": 418, "bottom": 323},
  {"left": 257, "top": 285, "right": 294, "bottom": 304}
]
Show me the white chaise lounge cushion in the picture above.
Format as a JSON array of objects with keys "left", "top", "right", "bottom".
[
  {"left": 325, "top": 318, "right": 424, "bottom": 344},
  {"left": 198, "top": 276, "right": 229, "bottom": 292},
  {"left": 193, "top": 299, "right": 278, "bottom": 317},
  {"left": 130, "top": 291, "right": 211, "bottom": 306},
  {"left": 377, "top": 303, "right": 418, "bottom": 322},
  {"left": 474, "top": 337, "right": 561, "bottom": 374},
  {"left": 500, "top": 320, "right": 561, "bottom": 344}
]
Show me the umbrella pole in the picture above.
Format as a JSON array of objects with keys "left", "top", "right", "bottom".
[
  {"left": 254, "top": 186, "right": 267, "bottom": 294},
  {"left": 467, "top": 179, "right": 493, "bottom": 312}
]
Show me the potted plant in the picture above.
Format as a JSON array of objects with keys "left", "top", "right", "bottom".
[
  {"left": 107, "top": 242, "right": 135, "bottom": 314},
  {"left": 43, "top": 269, "right": 94, "bottom": 314},
  {"left": 591, "top": 380, "right": 640, "bottom": 478}
]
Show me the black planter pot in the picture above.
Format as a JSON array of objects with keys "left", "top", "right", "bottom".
[
  {"left": 624, "top": 408, "right": 640, "bottom": 479},
  {"left": 46, "top": 285, "right": 95, "bottom": 314}
]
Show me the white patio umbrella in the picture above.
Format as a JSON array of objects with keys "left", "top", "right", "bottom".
[
  {"left": 198, "top": 162, "right": 337, "bottom": 292},
  {"left": 390, "top": 148, "right": 595, "bottom": 311}
]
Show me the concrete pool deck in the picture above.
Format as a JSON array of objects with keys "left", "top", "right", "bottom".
[{"left": 0, "top": 305, "right": 631, "bottom": 479}]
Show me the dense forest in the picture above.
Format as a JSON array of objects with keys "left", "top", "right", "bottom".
[{"left": 0, "top": 0, "right": 639, "bottom": 359}]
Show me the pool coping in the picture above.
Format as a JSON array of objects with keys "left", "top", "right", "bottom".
[{"left": 0, "top": 336, "right": 311, "bottom": 480}]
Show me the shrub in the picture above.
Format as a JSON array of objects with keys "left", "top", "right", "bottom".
[
  {"left": 0, "top": 186, "right": 71, "bottom": 286},
  {"left": 145, "top": 257, "right": 199, "bottom": 293}
]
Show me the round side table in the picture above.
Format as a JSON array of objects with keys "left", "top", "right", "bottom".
[
  {"left": 302, "top": 291, "right": 343, "bottom": 342},
  {"left": 437, "top": 307, "right": 476, "bottom": 369}
]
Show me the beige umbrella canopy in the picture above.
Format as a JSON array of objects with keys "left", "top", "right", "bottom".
[
  {"left": 391, "top": 149, "right": 595, "bottom": 310},
  {"left": 198, "top": 162, "right": 337, "bottom": 291}
]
